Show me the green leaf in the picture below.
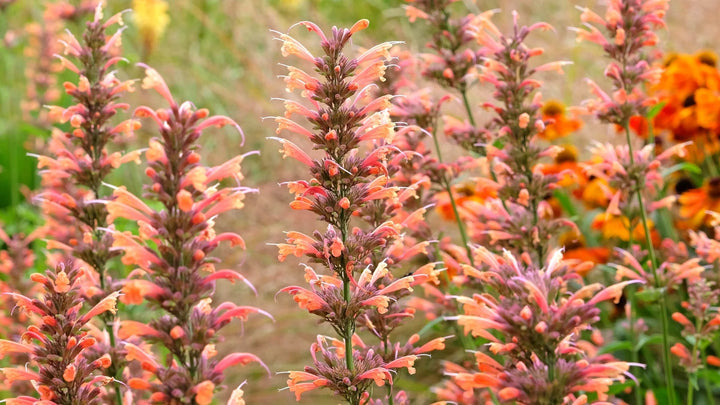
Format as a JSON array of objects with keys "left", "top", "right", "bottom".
[
  {"left": 646, "top": 101, "right": 666, "bottom": 119},
  {"left": 661, "top": 162, "right": 702, "bottom": 178},
  {"left": 418, "top": 317, "right": 447, "bottom": 337},
  {"left": 636, "top": 334, "right": 664, "bottom": 351},
  {"left": 697, "top": 368, "right": 720, "bottom": 385},
  {"left": 552, "top": 189, "right": 578, "bottom": 217},
  {"left": 635, "top": 288, "right": 663, "bottom": 303},
  {"left": 606, "top": 380, "right": 635, "bottom": 395},
  {"left": 655, "top": 207, "right": 679, "bottom": 241},
  {"left": 598, "top": 340, "right": 633, "bottom": 354},
  {"left": 650, "top": 386, "right": 681, "bottom": 405}
]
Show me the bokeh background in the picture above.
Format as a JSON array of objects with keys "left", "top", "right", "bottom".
[{"left": 2, "top": 0, "right": 720, "bottom": 403}]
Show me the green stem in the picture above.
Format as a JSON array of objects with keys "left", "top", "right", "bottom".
[
  {"left": 702, "top": 347, "right": 716, "bottom": 405},
  {"left": 343, "top": 274, "right": 354, "bottom": 373},
  {"left": 629, "top": 289, "right": 643, "bottom": 405},
  {"left": 460, "top": 88, "right": 476, "bottom": 127},
  {"left": 437, "top": 256, "right": 473, "bottom": 351},
  {"left": 688, "top": 382, "right": 694, "bottom": 405},
  {"left": 430, "top": 121, "right": 474, "bottom": 267},
  {"left": 623, "top": 122, "right": 675, "bottom": 405},
  {"left": 688, "top": 339, "right": 700, "bottom": 405},
  {"left": 114, "top": 383, "right": 123, "bottom": 405}
]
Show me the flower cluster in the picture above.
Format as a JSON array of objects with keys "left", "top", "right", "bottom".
[
  {"left": 446, "top": 247, "right": 639, "bottom": 403},
  {"left": 273, "top": 20, "right": 445, "bottom": 403},
  {"left": 31, "top": 6, "right": 138, "bottom": 401},
  {"left": 576, "top": 1, "right": 679, "bottom": 402},
  {"left": 1, "top": 261, "right": 120, "bottom": 404},
  {"left": 21, "top": 1, "right": 96, "bottom": 127},
  {"left": 575, "top": 0, "right": 668, "bottom": 125},
  {"left": 652, "top": 52, "right": 720, "bottom": 146},
  {"left": 460, "top": 12, "right": 575, "bottom": 263},
  {"left": 132, "top": 0, "right": 169, "bottom": 59},
  {"left": 404, "top": 0, "right": 485, "bottom": 94},
  {"left": 107, "top": 66, "right": 267, "bottom": 403}
]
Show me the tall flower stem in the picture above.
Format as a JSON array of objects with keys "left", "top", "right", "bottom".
[
  {"left": 702, "top": 347, "right": 716, "bottom": 405},
  {"left": 460, "top": 88, "right": 476, "bottom": 127},
  {"left": 623, "top": 122, "right": 675, "bottom": 404},
  {"left": 343, "top": 273, "right": 354, "bottom": 373},
  {"left": 431, "top": 128, "right": 473, "bottom": 266},
  {"left": 430, "top": 129, "right": 476, "bottom": 349},
  {"left": 629, "top": 289, "right": 643, "bottom": 405},
  {"left": 688, "top": 337, "right": 700, "bottom": 404}
]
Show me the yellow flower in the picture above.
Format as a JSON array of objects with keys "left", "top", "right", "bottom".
[
  {"left": 132, "top": 0, "right": 169, "bottom": 57},
  {"left": 592, "top": 214, "right": 658, "bottom": 244}
]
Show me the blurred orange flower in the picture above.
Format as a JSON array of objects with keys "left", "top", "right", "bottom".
[
  {"left": 538, "top": 145, "right": 585, "bottom": 189},
  {"left": 653, "top": 51, "right": 720, "bottom": 145},
  {"left": 558, "top": 231, "right": 609, "bottom": 276},
  {"left": 537, "top": 100, "right": 583, "bottom": 140},
  {"left": 592, "top": 213, "right": 659, "bottom": 244},
  {"left": 581, "top": 177, "right": 614, "bottom": 209},
  {"left": 678, "top": 177, "right": 720, "bottom": 228},
  {"left": 435, "top": 179, "right": 497, "bottom": 221}
]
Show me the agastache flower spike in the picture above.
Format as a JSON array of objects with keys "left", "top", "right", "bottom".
[
  {"left": 2, "top": 261, "right": 118, "bottom": 404},
  {"left": 576, "top": 1, "right": 675, "bottom": 400},
  {"left": 459, "top": 11, "right": 571, "bottom": 263},
  {"left": 574, "top": 0, "right": 668, "bottom": 124},
  {"left": 448, "top": 247, "right": 641, "bottom": 403},
  {"left": 109, "top": 66, "right": 269, "bottom": 402},
  {"left": 30, "top": 5, "right": 138, "bottom": 402},
  {"left": 273, "top": 20, "right": 440, "bottom": 404},
  {"left": 21, "top": 2, "right": 95, "bottom": 127}
]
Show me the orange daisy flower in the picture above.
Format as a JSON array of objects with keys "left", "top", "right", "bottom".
[
  {"left": 435, "top": 179, "right": 497, "bottom": 221},
  {"left": 678, "top": 177, "right": 720, "bottom": 229},
  {"left": 537, "top": 100, "right": 583, "bottom": 140},
  {"left": 652, "top": 52, "right": 720, "bottom": 144},
  {"left": 558, "top": 231, "right": 610, "bottom": 276},
  {"left": 538, "top": 145, "right": 586, "bottom": 189},
  {"left": 591, "top": 213, "right": 660, "bottom": 245}
]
